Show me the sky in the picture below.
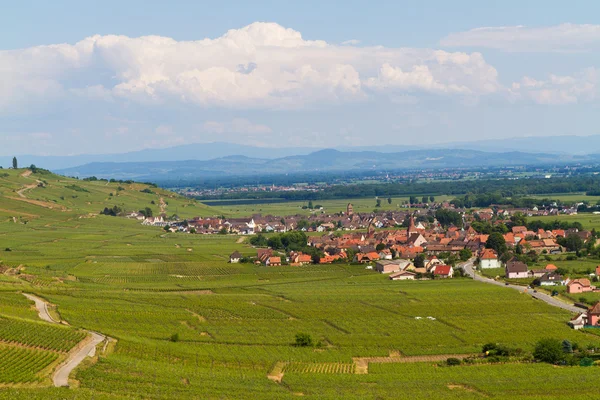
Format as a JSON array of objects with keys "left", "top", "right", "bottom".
[{"left": 1, "top": 0, "right": 600, "bottom": 156}]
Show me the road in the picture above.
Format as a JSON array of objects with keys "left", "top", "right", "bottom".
[
  {"left": 23, "top": 293, "right": 107, "bottom": 387},
  {"left": 53, "top": 331, "right": 106, "bottom": 387},
  {"left": 22, "top": 293, "right": 60, "bottom": 323},
  {"left": 459, "top": 259, "right": 583, "bottom": 314}
]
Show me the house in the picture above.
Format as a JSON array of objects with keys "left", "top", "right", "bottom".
[
  {"left": 266, "top": 256, "right": 282, "bottom": 266},
  {"left": 389, "top": 270, "right": 416, "bottom": 281},
  {"left": 569, "top": 313, "right": 587, "bottom": 330},
  {"left": 425, "top": 256, "right": 443, "bottom": 271},
  {"left": 479, "top": 249, "right": 501, "bottom": 269},
  {"left": 289, "top": 252, "right": 313, "bottom": 265},
  {"left": 528, "top": 269, "right": 547, "bottom": 278},
  {"left": 587, "top": 302, "right": 600, "bottom": 326},
  {"left": 378, "top": 249, "right": 393, "bottom": 260},
  {"left": 567, "top": 278, "right": 593, "bottom": 294},
  {"left": 375, "top": 260, "right": 412, "bottom": 274},
  {"left": 538, "top": 272, "right": 565, "bottom": 286},
  {"left": 596, "top": 266, "right": 600, "bottom": 276},
  {"left": 432, "top": 265, "right": 453, "bottom": 279},
  {"left": 354, "top": 252, "right": 380, "bottom": 263},
  {"left": 505, "top": 259, "right": 528, "bottom": 279},
  {"left": 257, "top": 249, "right": 273, "bottom": 264},
  {"left": 229, "top": 251, "right": 242, "bottom": 263}
]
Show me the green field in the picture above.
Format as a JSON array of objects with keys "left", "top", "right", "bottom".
[
  {"left": 0, "top": 169, "right": 599, "bottom": 399},
  {"left": 203, "top": 195, "right": 455, "bottom": 218}
]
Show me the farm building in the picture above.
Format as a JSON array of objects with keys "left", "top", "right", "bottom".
[
  {"left": 389, "top": 270, "right": 416, "bottom": 281},
  {"left": 229, "top": 251, "right": 242, "bottom": 263},
  {"left": 375, "top": 260, "right": 412, "bottom": 274}
]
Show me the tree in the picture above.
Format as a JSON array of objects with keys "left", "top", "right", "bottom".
[
  {"left": 510, "top": 212, "right": 527, "bottom": 227},
  {"left": 294, "top": 332, "right": 313, "bottom": 347},
  {"left": 435, "top": 209, "right": 463, "bottom": 228},
  {"left": 533, "top": 338, "right": 564, "bottom": 364},
  {"left": 486, "top": 232, "right": 507, "bottom": 255},
  {"left": 308, "top": 200, "right": 314, "bottom": 209},
  {"left": 376, "top": 243, "right": 386, "bottom": 252},
  {"left": 413, "top": 254, "right": 425, "bottom": 268},
  {"left": 422, "top": 196, "right": 428, "bottom": 204},
  {"left": 429, "top": 196, "right": 435, "bottom": 203},
  {"left": 12, "top": 157, "right": 17, "bottom": 169},
  {"left": 387, "top": 197, "right": 392, "bottom": 205},
  {"left": 562, "top": 339, "right": 573, "bottom": 354},
  {"left": 376, "top": 199, "right": 382, "bottom": 208},
  {"left": 557, "top": 234, "right": 584, "bottom": 253},
  {"left": 218, "top": 227, "right": 228, "bottom": 235},
  {"left": 459, "top": 248, "right": 472, "bottom": 261},
  {"left": 139, "top": 207, "right": 153, "bottom": 218}
]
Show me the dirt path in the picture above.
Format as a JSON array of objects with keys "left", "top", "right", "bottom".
[
  {"left": 159, "top": 197, "right": 167, "bottom": 214},
  {"left": 19, "top": 169, "right": 32, "bottom": 177},
  {"left": 16, "top": 183, "right": 38, "bottom": 198},
  {"left": 22, "top": 293, "right": 60, "bottom": 323},
  {"left": 23, "top": 293, "right": 107, "bottom": 387}
]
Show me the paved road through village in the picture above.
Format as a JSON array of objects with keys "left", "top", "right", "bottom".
[{"left": 459, "top": 259, "right": 583, "bottom": 314}]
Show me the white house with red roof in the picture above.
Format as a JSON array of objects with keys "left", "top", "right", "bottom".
[{"left": 479, "top": 249, "right": 501, "bottom": 269}]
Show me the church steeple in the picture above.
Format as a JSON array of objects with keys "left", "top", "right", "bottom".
[{"left": 407, "top": 214, "right": 417, "bottom": 236}]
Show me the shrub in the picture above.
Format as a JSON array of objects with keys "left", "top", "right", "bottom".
[
  {"left": 169, "top": 333, "right": 180, "bottom": 342},
  {"left": 446, "top": 357, "right": 461, "bottom": 366},
  {"left": 533, "top": 338, "right": 564, "bottom": 364},
  {"left": 580, "top": 357, "right": 594, "bottom": 367},
  {"left": 294, "top": 333, "right": 313, "bottom": 347}
]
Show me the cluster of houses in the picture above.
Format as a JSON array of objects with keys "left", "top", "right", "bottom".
[{"left": 374, "top": 256, "right": 454, "bottom": 280}]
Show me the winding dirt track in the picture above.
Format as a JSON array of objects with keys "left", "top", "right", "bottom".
[{"left": 22, "top": 293, "right": 107, "bottom": 387}]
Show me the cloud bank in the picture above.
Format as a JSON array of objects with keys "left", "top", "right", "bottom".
[
  {"left": 441, "top": 23, "right": 600, "bottom": 53},
  {"left": 1, "top": 22, "right": 505, "bottom": 114}
]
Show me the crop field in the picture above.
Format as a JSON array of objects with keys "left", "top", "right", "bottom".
[
  {"left": 529, "top": 213, "right": 600, "bottom": 231},
  {"left": 203, "top": 195, "right": 455, "bottom": 218},
  {"left": 0, "top": 169, "right": 600, "bottom": 398}
]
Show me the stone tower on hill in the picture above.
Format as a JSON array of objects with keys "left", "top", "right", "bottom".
[{"left": 347, "top": 203, "right": 353, "bottom": 216}]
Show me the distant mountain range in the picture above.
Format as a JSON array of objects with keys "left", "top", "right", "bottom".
[
  {"left": 2, "top": 134, "right": 600, "bottom": 172},
  {"left": 54, "top": 148, "right": 598, "bottom": 182}
]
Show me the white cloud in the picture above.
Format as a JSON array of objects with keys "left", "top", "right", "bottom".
[
  {"left": 342, "top": 39, "right": 361, "bottom": 45},
  {"left": 201, "top": 118, "right": 272, "bottom": 134},
  {"left": 512, "top": 68, "right": 597, "bottom": 105},
  {"left": 441, "top": 23, "right": 600, "bottom": 52},
  {"left": 0, "top": 22, "right": 503, "bottom": 113}
]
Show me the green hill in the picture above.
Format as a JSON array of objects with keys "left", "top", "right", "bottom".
[{"left": 0, "top": 168, "right": 213, "bottom": 224}]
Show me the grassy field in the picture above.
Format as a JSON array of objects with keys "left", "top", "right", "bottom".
[
  {"left": 203, "top": 195, "right": 455, "bottom": 218},
  {"left": 0, "top": 169, "right": 599, "bottom": 399}
]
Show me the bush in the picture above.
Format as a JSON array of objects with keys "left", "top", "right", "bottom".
[
  {"left": 446, "top": 357, "right": 461, "bottom": 366},
  {"left": 169, "top": 333, "right": 180, "bottom": 342},
  {"left": 580, "top": 357, "right": 594, "bottom": 367},
  {"left": 533, "top": 338, "right": 564, "bottom": 364},
  {"left": 294, "top": 332, "right": 313, "bottom": 347}
]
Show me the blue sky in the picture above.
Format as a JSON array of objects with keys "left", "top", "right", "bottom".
[{"left": 1, "top": 1, "right": 600, "bottom": 155}]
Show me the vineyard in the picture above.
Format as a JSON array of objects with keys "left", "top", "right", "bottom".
[
  {"left": 0, "top": 317, "right": 86, "bottom": 352},
  {"left": 0, "top": 169, "right": 599, "bottom": 398},
  {"left": 0, "top": 345, "right": 59, "bottom": 384}
]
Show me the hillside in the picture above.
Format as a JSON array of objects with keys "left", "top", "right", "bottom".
[{"left": 0, "top": 168, "right": 213, "bottom": 223}]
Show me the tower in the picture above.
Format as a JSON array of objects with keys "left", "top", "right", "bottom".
[{"left": 347, "top": 203, "right": 353, "bottom": 216}]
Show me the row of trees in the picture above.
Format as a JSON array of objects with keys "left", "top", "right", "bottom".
[{"left": 196, "top": 175, "right": 600, "bottom": 202}]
